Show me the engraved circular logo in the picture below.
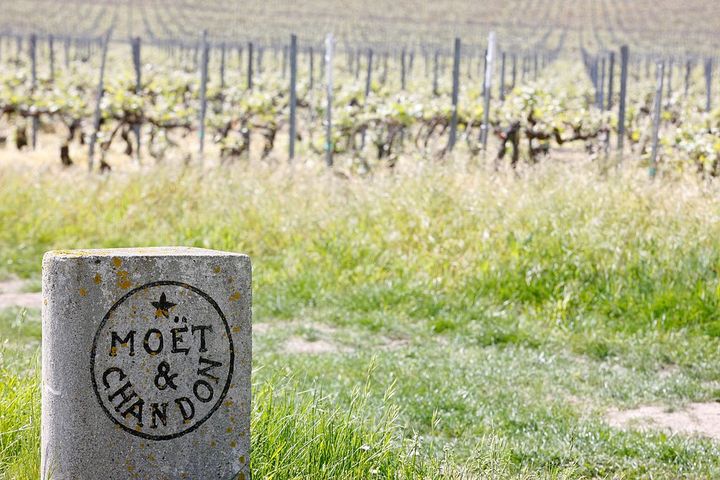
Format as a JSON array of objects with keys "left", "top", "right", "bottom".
[{"left": 91, "top": 281, "right": 234, "bottom": 440}]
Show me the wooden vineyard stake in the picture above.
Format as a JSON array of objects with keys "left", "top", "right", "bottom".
[
  {"left": 649, "top": 61, "right": 664, "bottom": 179},
  {"left": 88, "top": 29, "right": 112, "bottom": 172},
  {"left": 361, "top": 48, "right": 373, "bottom": 150},
  {"left": 29, "top": 34, "right": 37, "bottom": 149},
  {"left": 607, "top": 51, "right": 615, "bottom": 110},
  {"left": 282, "top": 45, "right": 288, "bottom": 79},
  {"left": 131, "top": 36, "right": 142, "bottom": 163},
  {"left": 309, "top": 46, "right": 314, "bottom": 90},
  {"left": 705, "top": 58, "right": 713, "bottom": 112},
  {"left": 598, "top": 56, "right": 605, "bottom": 110},
  {"left": 617, "top": 45, "right": 629, "bottom": 155},
  {"left": 432, "top": 50, "right": 439, "bottom": 96},
  {"left": 198, "top": 31, "right": 209, "bottom": 162},
  {"left": 365, "top": 48, "right": 373, "bottom": 100},
  {"left": 500, "top": 51, "right": 506, "bottom": 102},
  {"left": 325, "top": 33, "right": 334, "bottom": 167},
  {"left": 481, "top": 32, "right": 496, "bottom": 152},
  {"left": 220, "top": 42, "right": 226, "bottom": 89},
  {"left": 289, "top": 34, "right": 297, "bottom": 161},
  {"left": 247, "top": 42, "right": 253, "bottom": 89},
  {"left": 48, "top": 34, "right": 55, "bottom": 82},
  {"left": 448, "top": 37, "right": 461, "bottom": 152}
]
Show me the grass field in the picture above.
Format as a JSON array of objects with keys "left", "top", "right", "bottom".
[{"left": 3, "top": 156, "right": 720, "bottom": 478}]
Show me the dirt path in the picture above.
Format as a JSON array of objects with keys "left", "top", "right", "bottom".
[
  {"left": 607, "top": 402, "right": 720, "bottom": 440},
  {"left": 0, "top": 279, "right": 41, "bottom": 309}
]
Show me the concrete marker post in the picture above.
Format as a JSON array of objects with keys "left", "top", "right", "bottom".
[{"left": 41, "top": 247, "right": 251, "bottom": 480}]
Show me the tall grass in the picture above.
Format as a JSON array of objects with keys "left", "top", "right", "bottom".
[
  {"left": 0, "top": 367, "right": 40, "bottom": 480},
  {"left": 252, "top": 374, "right": 424, "bottom": 478},
  {"left": 3, "top": 160, "right": 720, "bottom": 340},
  {"left": 0, "top": 366, "right": 583, "bottom": 479},
  {"left": 4, "top": 159, "right": 720, "bottom": 478},
  {"left": 0, "top": 366, "right": 424, "bottom": 479}
]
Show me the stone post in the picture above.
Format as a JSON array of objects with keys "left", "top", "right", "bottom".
[{"left": 42, "top": 247, "right": 251, "bottom": 480}]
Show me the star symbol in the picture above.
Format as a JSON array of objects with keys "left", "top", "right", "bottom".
[{"left": 151, "top": 292, "right": 176, "bottom": 319}]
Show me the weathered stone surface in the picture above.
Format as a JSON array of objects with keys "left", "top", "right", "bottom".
[{"left": 41, "top": 247, "right": 251, "bottom": 480}]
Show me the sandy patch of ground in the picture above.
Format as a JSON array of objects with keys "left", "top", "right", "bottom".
[
  {"left": 379, "top": 338, "right": 409, "bottom": 350},
  {"left": 0, "top": 279, "right": 41, "bottom": 309},
  {"left": 284, "top": 337, "right": 350, "bottom": 354},
  {"left": 252, "top": 323, "right": 272, "bottom": 334},
  {"left": 607, "top": 402, "right": 720, "bottom": 439},
  {"left": 282, "top": 333, "right": 409, "bottom": 355},
  {"left": 658, "top": 364, "right": 680, "bottom": 379},
  {"left": 251, "top": 319, "right": 410, "bottom": 354},
  {"left": 284, "top": 321, "right": 351, "bottom": 354}
]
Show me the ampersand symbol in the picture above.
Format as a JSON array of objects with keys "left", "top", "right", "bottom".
[{"left": 154, "top": 361, "right": 178, "bottom": 391}]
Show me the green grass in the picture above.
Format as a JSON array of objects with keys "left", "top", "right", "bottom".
[
  {"left": 0, "top": 366, "right": 40, "bottom": 480},
  {"left": 3, "top": 160, "right": 720, "bottom": 478}
]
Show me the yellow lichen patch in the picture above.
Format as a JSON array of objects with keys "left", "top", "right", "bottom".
[
  {"left": 230, "top": 441, "right": 237, "bottom": 448},
  {"left": 79, "top": 288, "right": 87, "bottom": 296},
  {"left": 213, "top": 266, "right": 222, "bottom": 273},
  {"left": 112, "top": 257, "right": 122, "bottom": 268},
  {"left": 210, "top": 440, "right": 217, "bottom": 447},
  {"left": 110, "top": 346, "right": 117, "bottom": 356},
  {"left": 94, "top": 273, "right": 102, "bottom": 284},
  {"left": 226, "top": 427, "right": 233, "bottom": 433},
  {"left": 239, "top": 456, "right": 246, "bottom": 464},
  {"left": 229, "top": 291, "right": 241, "bottom": 302},
  {"left": 239, "top": 472, "right": 246, "bottom": 480},
  {"left": 224, "top": 400, "right": 234, "bottom": 407},
  {"left": 117, "top": 270, "right": 132, "bottom": 289},
  {"left": 232, "top": 326, "right": 241, "bottom": 334}
]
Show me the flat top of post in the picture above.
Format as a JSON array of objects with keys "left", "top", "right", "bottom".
[{"left": 43, "top": 246, "right": 248, "bottom": 259}]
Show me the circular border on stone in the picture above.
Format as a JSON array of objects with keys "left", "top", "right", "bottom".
[{"left": 90, "top": 280, "right": 235, "bottom": 441}]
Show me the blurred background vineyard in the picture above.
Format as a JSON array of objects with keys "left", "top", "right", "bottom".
[
  {"left": 2, "top": 0, "right": 720, "bottom": 54},
  {"left": 0, "top": 0, "right": 717, "bottom": 173}
]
